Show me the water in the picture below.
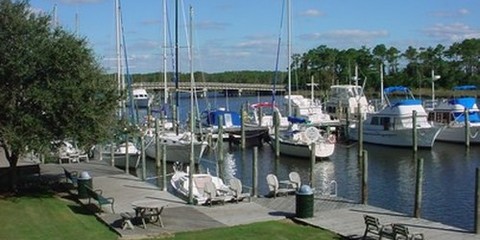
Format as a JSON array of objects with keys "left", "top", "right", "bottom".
[{"left": 135, "top": 94, "right": 480, "bottom": 231}]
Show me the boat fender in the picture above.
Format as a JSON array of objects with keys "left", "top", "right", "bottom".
[{"left": 327, "top": 134, "right": 336, "bottom": 144}]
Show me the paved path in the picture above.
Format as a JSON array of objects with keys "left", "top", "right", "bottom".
[{"left": 40, "top": 160, "right": 480, "bottom": 239}]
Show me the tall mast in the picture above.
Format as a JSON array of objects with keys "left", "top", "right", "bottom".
[
  {"left": 115, "top": 0, "right": 123, "bottom": 118},
  {"left": 174, "top": 0, "right": 179, "bottom": 135},
  {"left": 162, "top": 0, "right": 168, "bottom": 106},
  {"left": 287, "top": 0, "right": 292, "bottom": 116},
  {"left": 188, "top": 5, "right": 195, "bottom": 205}
]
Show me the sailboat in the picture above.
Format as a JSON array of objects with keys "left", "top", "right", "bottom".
[
  {"left": 144, "top": 0, "right": 207, "bottom": 164},
  {"left": 269, "top": 0, "right": 336, "bottom": 159}
]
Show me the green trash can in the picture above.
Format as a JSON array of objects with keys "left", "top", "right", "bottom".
[
  {"left": 77, "top": 171, "right": 92, "bottom": 199},
  {"left": 296, "top": 185, "right": 314, "bottom": 218}
]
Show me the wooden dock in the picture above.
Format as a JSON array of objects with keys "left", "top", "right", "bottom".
[{"left": 39, "top": 160, "right": 480, "bottom": 239}]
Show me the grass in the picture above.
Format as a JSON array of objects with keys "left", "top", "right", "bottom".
[
  {"left": 0, "top": 191, "right": 118, "bottom": 240},
  {"left": 0, "top": 184, "right": 342, "bottom": 240},
  {"left": 167, "top": 220, "right": 341, "bottom": 240}
]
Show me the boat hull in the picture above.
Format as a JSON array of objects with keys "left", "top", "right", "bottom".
[
  {"left": 144, "top": 135, "right": 207, "bottom": 163},
  {"left": 348, "top": 126, "right": 443, "bottom": 148},
  {"left": 435, "top": 124, "right": 480, "bottom": 144},
  {"left": 270, "top": 135, "right": 335, "bottom": 158}
]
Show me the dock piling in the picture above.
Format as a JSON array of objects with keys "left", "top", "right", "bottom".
[
  {"left": 414, "top": 157, "right": 424, "bottom": 218},
  {"left": 475, "top": 168, "right": 480, "bottom": 233},
  {"left": 361, "top": 150, "right": 368, "bottom": 204},
  {"left": 252, "top": 146, "right": 258, "bottom": 197}
]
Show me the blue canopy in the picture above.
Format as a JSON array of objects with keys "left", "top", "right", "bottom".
[
  {"left": 383, "top": 86, "right": 410, "bottom": 94},
  {"left": 287, "top": 116, "right": 307, "bottom": 124},
  {"left": 453, "top": 85, "right": 477, "bottom": 91},
  {"left": 201, "top": 109, "right": 241, "bottom": 127}
]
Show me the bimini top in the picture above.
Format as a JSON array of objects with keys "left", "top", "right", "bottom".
[
  {"left": 453, "top": 85, "right": 477, "bottom": 91},
  {"left": 383, "top": 86, "right": 410, "bottom": 94}
]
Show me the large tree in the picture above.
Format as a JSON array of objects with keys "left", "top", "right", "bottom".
[{"left": 0, "top": 0, "right": 119, "bottom": 191}]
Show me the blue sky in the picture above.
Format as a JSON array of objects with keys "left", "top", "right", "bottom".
[{"left": 30, "top": 0, "right": 480, "bottom": 74}]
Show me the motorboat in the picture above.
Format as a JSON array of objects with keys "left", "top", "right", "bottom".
[
  {"left": 170, "top": 162, "right": 234, "bottom": 205},
  {"left": 93, "top": 142, "right": 140, "bottom": 169},
  {"left": 126, "top": 88, "right": 151, "bottom": 108},
  {"left": 270, "top": 118, "right": 336, "bottom": 159},
  {"left": 427, "top": 85, "right": 480, "bottom": 144},
  {"left": 284, "top": 94, "right": 340, "bottom": 127},
  {"left": 144, "top": 130, "right": 208, "bottom": 164},
  {"left": 325, "top": 84, "right": 375, "bottom": 120},
  {"left": 199, "top": 107, "right": 270, "bottom": 147},
  {"left": 348, "top": 86, "right": 443, "bottom": 148},
  {"left": 246, "top": 102, "right": 289, "bottom": 131}
]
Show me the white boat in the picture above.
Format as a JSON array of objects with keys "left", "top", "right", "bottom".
[
  {"left": 170, "top": 163, "right": 234, "bottom": 205},
  {"left": 427, "top": 85, "right": 480, "bottom": 144},
  {"left": 144, "top": 130, "right": 208, "bottom": 164},
  {"left": 246, "top": 102, "right": 289, "bottom": 130},
  {"left": 285, "top": 94, "right": 339, "bottom": 127},
  {"left": 126, "top": 88, "right": 151, "bottom": 108},
  {"left": 95, "top": 142, "right": 140, "bottom": 169},
  {"left": 270, "top": 123, "right": 336, "bottom": 159},
  {"left": 325, "top": 84, "right": 375, "bottom": 120},
  {"left": 348, "top": 86, "right": 443, "bottom": 148}
]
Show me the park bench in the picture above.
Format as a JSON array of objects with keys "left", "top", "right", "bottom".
[
  {"left": 392, "top": 224, "right": 424, "bottom": 240},
  {"left": 363, "top": 215, "right": 394, "bottom": 239},
  {"left": 63, "top": 168, "right": 78, "bottom": 187},
  {"left": 85, "top": 186, "right": 115, "bottom": 213}
]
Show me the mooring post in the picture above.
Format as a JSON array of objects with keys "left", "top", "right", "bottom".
[
  {"left": 414, "top": 157, "right": 424, "bottom": 218},
  {"left": 141, "top": 136, "right": 146, "bottom": 181},
  {"left": 358, "top": 102, "right": 363, "bottom": 162},
  {"left": 162, "top": 144, "right": 167, "bottom": 191},
  {"left": 154, "top": 119, "right": 162, "bottom": 189},
  {"left": 310, "top": 143, "right": 315, "bottom": 187},
  {"left": 241, "top": 104, "right": 246, "bottom": 150},
  {"left": 125, "top": 134, "right": 129, "bottom": 174},
  {"left": 252, "top": 146, "right": 258, "bottom": 197},
  {"left": 110, "top": 140, "right": 115, "bottom": 167},
  {"left": 475, "top": 167, "right": 480, "bottom": 233},
  {"left": 217, "top": 115, "right": 224, "bottom": 178},
  {"left": 466, "top": 108, "right": 471, "bottom": 148},
  {"left": 361, "top": 150, "right": 368, "bottom": 204},
  {"left": 274, "top": 110, "right": 280, "bottom": 158},
  {"left": 345, "top": 110, "right": 350, "bottom": 143},
  {"left": 412, "top": 110, "right": 418, "bottom": 153}
]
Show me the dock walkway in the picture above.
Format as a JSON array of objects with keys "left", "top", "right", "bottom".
[{"left": 40, "top": 160, "right": 480, "bottom": 239}]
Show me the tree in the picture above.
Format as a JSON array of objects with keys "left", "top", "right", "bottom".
[{"left": 0, "top": 0, "right": 119, "bottom": 191}]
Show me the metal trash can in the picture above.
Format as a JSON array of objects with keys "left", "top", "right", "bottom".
[
  {"left": 77, "top": 171, "right": 92, "bottom": 199},
  {"left": 296, "top": 185, "right": 314, "bottom": 218}
]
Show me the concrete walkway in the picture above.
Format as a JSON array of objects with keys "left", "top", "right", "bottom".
[{"left": 40, "top": 160, "right": 480, "bottom": 240}]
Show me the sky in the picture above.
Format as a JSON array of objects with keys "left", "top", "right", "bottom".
[{"left": 30, "top": 0, "right": 480, "bottom": 74}]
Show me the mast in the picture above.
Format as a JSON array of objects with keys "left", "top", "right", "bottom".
[
  {"left": 115, "top": 0, "right": 123, "bottom": 118},
  {"left": 188, "top": 5, "right": 194, "bottom": 205},
  {"left": 174, "top": 0, "right": 179, "bottom": 135},
  {"left": 162, "top": 0, "right": 168, "bottom": 106},
  {"left": 287, "top": 0, "right": 292, "bottom": 116}
]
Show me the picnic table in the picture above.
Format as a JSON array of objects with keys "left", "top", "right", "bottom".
[{"left": 131, "top": 200, "right": 166, "bottom": 229}]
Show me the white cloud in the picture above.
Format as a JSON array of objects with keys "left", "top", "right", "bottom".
[
  {"left": 423, "top": 23, "right": 480, "bottom": 42},
  {"left": 300, "top": 29, "right": 388, "bottom": 41},
  {"left": 431, "top": 8, "right": 470, "bottom": 18},
  {"left": 299, "top": 9, "right": 324, "bottom": 17},
  {"left": 196, "top": 20, "right": 230, "bottom": 31}
]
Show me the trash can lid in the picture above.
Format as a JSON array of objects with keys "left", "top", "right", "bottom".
[
  {"left": 79, "top": 171, "right": 91, "bottom": 179},
  {"left": 297, "top": 185, "right": 313, "bottom": 195}
]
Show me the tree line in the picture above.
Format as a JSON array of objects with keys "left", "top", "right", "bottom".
[{"left": 132, "top": 38, "right": 480, "bottom": 93}]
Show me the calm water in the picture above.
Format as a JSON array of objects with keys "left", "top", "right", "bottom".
[{"left": 134, "top": 94, "right": 480, "bottom": 231}]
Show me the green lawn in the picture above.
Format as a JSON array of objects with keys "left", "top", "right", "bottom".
[
  {"left": 0, "top": 193, "right": 118, "bottom": 240},
  {"left": 168, "top": 220, "right": 341, "bottom": 240},
  {"left": 0, "top": 187, "right": 341, "bottom": 240}
]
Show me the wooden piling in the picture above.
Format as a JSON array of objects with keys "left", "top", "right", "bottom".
[
  {"left": 241, "top": 104, "right": 246, "bottom": 150},
  {"left": 217, "top": 115, "right": 224, "bottom": 178},
  {"left": 310, "top": 143, "right": 316, "bottom": 187},
  {"left": 125, "top": 134, "right": 129, "bottom": 174},
  {"left": 252, "top": 146, "right": 258, "bottom": 197},
  {"left": 475, "top": 168, "right": 480, "bottom": 233},
  {"left": 414, "top": 157, "right": 424, "bottom": 218},
  {"left": 412, "top": 110, "right": 418, "bottom": 153},
  {"left": 357, "top": 102, "right": 363, "bottom": 162},
  {"left": 361, "top": 150, "right": 368, "bottom": 205},
  {"left": 274, "top": 110, "right": 280, "bottom": 158},
  {"left": 141, "top": 136, "right": 146, "bottom": 181},
  {"left": 466, "top": 108, "right": 471, "bottom": 148},
  {"left": 110, "top": 141, "right": 115, "bottom": 167}
]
